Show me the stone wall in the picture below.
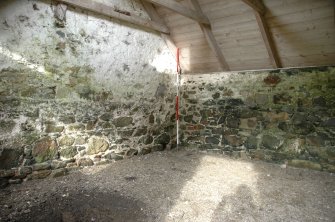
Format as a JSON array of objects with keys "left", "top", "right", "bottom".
[
  {"left": 0, "top": 0, "right": 176, "bottom": 186},
  {"left": 1, "top": 1, "right": 334, "bottom": 188},
  {"left": 179, "top": 67, "right": 335, "bottom": 172},
  {"left": 0, "top": 68, "right": 176, "bottom": 185}
]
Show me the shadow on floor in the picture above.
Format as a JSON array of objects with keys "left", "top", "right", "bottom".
[
  {"left": 23, "top": 191, "right": 147, "bottom": 222},
  {"left": 1, "top": 150, "right": 335, "bottom": 222},
  {"left": 211, "top": 185, "right": 257, "bottom": 222}
]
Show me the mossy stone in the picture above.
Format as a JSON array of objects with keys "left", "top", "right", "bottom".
[
  {"left": 154, "top": 133, "right": 170, "bottom": 145},
  {"left": 0, "top": 120, "right": 16, "bottom": 134},
  {"left": 288, "top": 159, "right": 322, "bottom": 171},
  {"left": 45, "top": 124, "right": 64, "bottom": 133},
  {"left": 0, "top": 148, "right": 24, "bottom": 169},
  {"left": 59, "top": 146, "right": 77, "bottom": 159},
  {"left": 59, "top": 135, "right": 75, "bottom": 146},
  {"left": 87, "top": 137, "right": 109, "bottom": 155},
  {"left": 32, "top": 137, "right": 58, "bottom": 163},
  {"left": 113, "top": 117, "right": 133, "bottom": 128}
]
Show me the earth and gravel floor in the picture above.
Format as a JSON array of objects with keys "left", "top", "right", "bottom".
[{"left": 0, "top": 150, "right": 334, "bottom": 222}]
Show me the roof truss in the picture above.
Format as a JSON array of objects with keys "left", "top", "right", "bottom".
[{"left": 56, "top": 0, "right": 283, "bottom": 71}]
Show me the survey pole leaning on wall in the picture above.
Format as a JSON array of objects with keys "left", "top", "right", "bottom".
[{"left": 176, "top": 48, "right": 182, "bottom": 149}]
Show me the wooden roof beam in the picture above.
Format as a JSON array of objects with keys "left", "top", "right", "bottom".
[
  {"left": 56, "top": 0, "right": 170, "bottom": 34},
  {"left": 241, "top": 0, "right": 266, "bottom": 15},
  {"left": 188, "top": 0, "right": 230, "bottom": 71},
  {"left": 141, "top": 1, "right": 179, "bottom": 64},
  {"left": 241, "top": 0, "right": 282, "bottom": 68},
  {"left": 254, "top": 11, "right": 282, "bottom": 68},
  {"left": 143, "top": 0, "right": 210, "bottom": 25}
]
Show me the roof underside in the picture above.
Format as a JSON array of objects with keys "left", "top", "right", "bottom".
[
  {"left": 156, "top": 0, "right": 335, "bottom": 73},
  {"left": 57, "top": 0, "right": 335, "bottom": 74}
]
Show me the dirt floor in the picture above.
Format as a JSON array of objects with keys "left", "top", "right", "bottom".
[{"left": 0, "top": 150, "right": 334, "bottom": 222}]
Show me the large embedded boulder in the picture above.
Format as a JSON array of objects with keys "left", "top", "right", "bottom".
[
  {"left": 87, "top": 137, "right": 109, "bottom": 155},
  {"left": 0, "top": 148, "right": 23, "bottom": 169},
  {"left": 32, "top": 137, "right": 58, "bottom": 163}
]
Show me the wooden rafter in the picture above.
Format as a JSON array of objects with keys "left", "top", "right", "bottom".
[
  {"left": 141, "top": 1, "right": 179, "bottom": 61},
  {"left": 254, "top": 11, "right": 282, "bottom": 68},
  {"left": 241, "top": 0, "right": 266, "bottom": 15},
  {"left": 188, "top": 0, "right": 230, "bottom": 71},
  {"left": 241, "top": 0, "right": 282, "bottom": 68},
  {"left": 143, "top": 0, "right": 210, "bottom": 25},
  {"left": 56, "top": 0, "right": 169, "bottom": 34}
]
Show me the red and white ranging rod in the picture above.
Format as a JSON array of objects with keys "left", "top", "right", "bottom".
[{"left": 176, "top": 48, "right": 182, "bottom": 149}]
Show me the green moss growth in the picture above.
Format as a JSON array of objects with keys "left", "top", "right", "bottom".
[
  {"left": 0, "top": 120, "right": 16, "bottom": 134},
  {"left": 23, "top": 132, "right": 40, "bottom": 145}
]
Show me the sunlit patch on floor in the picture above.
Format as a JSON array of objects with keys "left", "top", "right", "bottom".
[{"left": 166, "top": 155, "right": 260, "bottom": 222}]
